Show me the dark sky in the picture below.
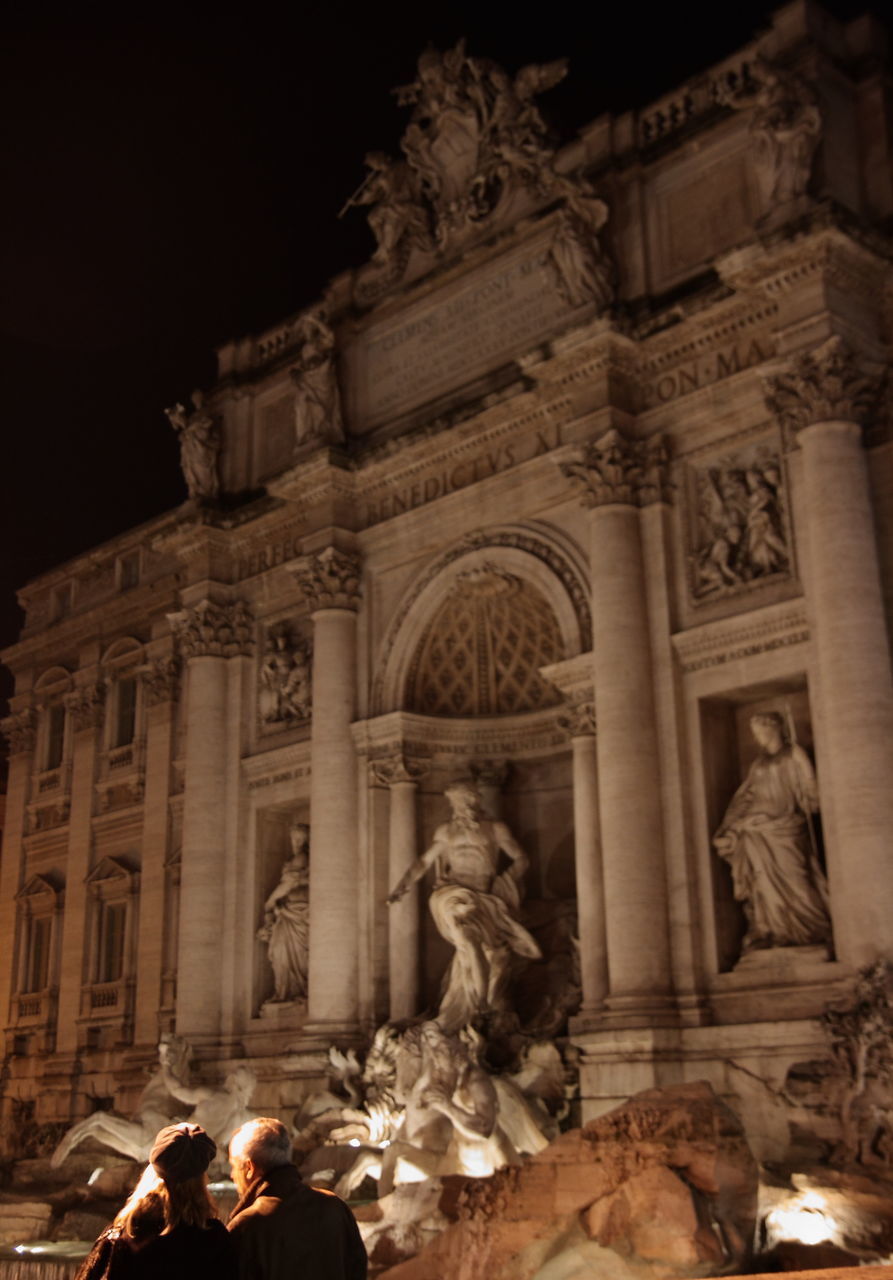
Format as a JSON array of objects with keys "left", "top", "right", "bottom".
[{"left": 0, "top": 0, "right": 881, "bottom": 706}]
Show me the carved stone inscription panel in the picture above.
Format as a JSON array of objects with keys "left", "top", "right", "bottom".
[{"left": 344, "top": 228, "right": 585, "bottom": 430}]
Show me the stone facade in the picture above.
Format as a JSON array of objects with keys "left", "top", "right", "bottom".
[{"left": 1, "top": 1, "right": 892, "bottom": 1165}]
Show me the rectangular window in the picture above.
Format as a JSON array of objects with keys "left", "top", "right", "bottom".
[
  {"left": 45, "top": 704, "right": 66, "bottom": 770},
  {"left": 99, "top": 903, "right": 126, "bottom": 983},
  {"left": 53, "top": 583, "right": 72, "bottom": 619},
  {"left": 114, "top": 678, "right": 137, "bottom": 748},
  {"left": 118, "top": 553, "right": 139, "bottom": 592},
  {"left": 25, "top": 917, "right": 51, "bottom": 993}
]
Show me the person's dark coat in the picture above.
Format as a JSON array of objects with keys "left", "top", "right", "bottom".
[
  {"left": 75, "top": 1219, "right": 237, "bottom": 1280},
  {"left": 227, "top": 1162, "right": 367, "bottom": 1280}
]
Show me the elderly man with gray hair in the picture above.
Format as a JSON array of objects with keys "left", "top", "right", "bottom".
[{"left": 227, "top": 1117, "right": 367, "bottom": 1280}]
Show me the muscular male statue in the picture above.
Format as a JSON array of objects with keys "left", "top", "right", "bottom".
[{"left": 388, "top": 781, "right": 540, "bottom": 1031}]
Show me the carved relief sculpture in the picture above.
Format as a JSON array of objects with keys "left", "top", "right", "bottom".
[
  {"left": 289, "top": 309, "right": 345, "bottom": 449},
  {"left": 717, "top": 56, "right": 821, "bottom": 213},
  {"left": 258, "top": 821, "right": 310, "bottom": 1002},
  {"left": 713, "top": 711, "right": 831, "bottom": 955},
  {"left": 387, "top": 781, "right": 541, "bottom": 1032},
  {"left": 691, "top": 452, "right": 789, "bottom": 598},
  {"left": 259, "top": 623, "right": 312, "bottom": 725},
  {"left": 165, "top": 390, "right": 221, "bottom": 501}
]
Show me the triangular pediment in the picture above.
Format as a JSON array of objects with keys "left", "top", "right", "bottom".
[
  {"left": 17, "top": 872, "right": 61, "bottom": 901},
  {"left": 85, "top": 855, "right": 136, "bottom": 886}
]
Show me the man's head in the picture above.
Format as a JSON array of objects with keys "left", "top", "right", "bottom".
[
  {"left": 444, "top": 781, "right": 482, "bottom": 824},
  {"left": 229, "top": 1117, "right": 293, "bottom": 1196}
]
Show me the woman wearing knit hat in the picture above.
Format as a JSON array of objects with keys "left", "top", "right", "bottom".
[{"left": 75, "top": 1122, "right": 237, "bottom": 1280}]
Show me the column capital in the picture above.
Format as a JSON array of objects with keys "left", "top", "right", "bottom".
[
  {"left": 1, "top": 708, "right": 36, "bottom": 756},
  {"left": 763, "top": 336, "right": 883, "bottom": 437},
  {"left": 558, "top": 699, "right": 596, "bottom": 739},
  {"left": 168, "top": 599, "right": 254, "bottom": 658},
  {"left": 140, "top": 656, "right": 182, "bottom": 707},
  {"left": 64, "top": 682, "right": 106, "bottom": 733},
  {"left": 293, "top": 547, "right": 362, "bottom": 613},
  {"left": 560, "top": 429, "right": 671, "bottom": 508},
  {"left": 370, "top": 752, "right": 427, "bottom": 787}
]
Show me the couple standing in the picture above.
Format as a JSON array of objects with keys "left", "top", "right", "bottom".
[{"left": 75, "top": 1117, "right": 366, "bottom": 1280}]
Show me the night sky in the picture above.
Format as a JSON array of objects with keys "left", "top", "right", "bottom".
[{"left": 0, "top": 0, "right": 881, "bottom": 710}]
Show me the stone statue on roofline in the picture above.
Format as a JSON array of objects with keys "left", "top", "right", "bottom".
[
  {"left": 165, "top": 390, "right": 221, "bottom": 501},
  {"left": 388, "top": 780, "right": 541, "bottom": 1033},
  {"left": 717, "top": 55, "right": 821, "bottom": 214},
  {"left": 289, "top": 308, "right": 345, "bottom": 450}
]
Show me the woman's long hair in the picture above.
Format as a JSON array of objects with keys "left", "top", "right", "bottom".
[{"left": 113, "top": 1164, "right": 219, "bottom": 1243}]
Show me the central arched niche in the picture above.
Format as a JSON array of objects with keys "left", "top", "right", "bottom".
[
  {"left": 370, "top": 525, "right": 590, "bottom": 1033},
  {"left": 406, "top": 564, "right": 563, "bottom": 716}
]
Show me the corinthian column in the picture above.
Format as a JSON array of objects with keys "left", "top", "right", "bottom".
[
  {"left": 371, "top": 753, "right": 426, "bottom": 1020},
  {"left": 561, "top": 431, "right": 673, "bottom": 1021},
  {"left": 168, "top": 600, "right": 253, "bottom": 1040},
  {"left": 292, "top": 547, "right": 362, "bottom": 1034},
  {"left": 765, "top": 338, "right": 893, "bottom": 966}
]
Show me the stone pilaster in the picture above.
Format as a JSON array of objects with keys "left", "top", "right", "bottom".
[
  {"left": 132, "top": 654, "right": 179, "bottom": 1045},
  {"left": 557, "top": 700, "right": 607, "bottom": 1019},
  {"left": 764, "top": 338, "right": 893, "bottom": 966},
  {"left": 561, "top": 430, "right": 674, "bottom": 1022},
  {"left": 0, "top": 711, "right": 35, "bottom": 1042},
  {"left": 168, "top": 601, "right": 252, "bottom": 1040},
  {"left": 56, "top": 681, "right": 105, "bottom": 1052},
  {"left": 371, "top": 753, "right": 427, "bottom": 1021},
  {"left": 292, "top": 548, "right": 362, "bottom": 1034}
]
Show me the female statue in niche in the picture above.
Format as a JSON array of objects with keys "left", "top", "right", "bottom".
[
  {"left": 258, "top": 822, "right": 310, "bottom": 1001},
  {"left": 713, "top": 711, "right": 831, "bottom": 954}
]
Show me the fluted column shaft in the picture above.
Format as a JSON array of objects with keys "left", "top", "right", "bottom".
[
  {"left": 590, "top": 506, "right": 672, "bottom": 1005},
  {"left": 169, "top": 599, "right": 253, "bottom": 1041},
  {"left": 765, "top": 338, "right": 893, "bottom": 965},
  {"left": 799, "top": 420, "right": 893, "bottom": 963},
  {"left": 387, "top": 777, "right": 421, "bottom": 1020},
  {"left": 307, "top": 607, "right": 359, "bottom": 1027},
  {"left": 178, "top": 655, "right": 228, "bottom": 1036},
  {"left": 569, "top": 726, "right": 607, "bottom": 1013},
  {"left": 562, "top": 430, "right": 673, "bottom": 1018}
]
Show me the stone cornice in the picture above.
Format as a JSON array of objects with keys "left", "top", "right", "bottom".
[
  {"left": 717, "top": 226, "right": 892, "bottom": 308},
  {"left": 762, "top": 336, "right": 884, "bottom": 435},
  {"left": 168, "top": 600, "right": 255, "bottom": 658},
  {"left": 291, "top": 547, "right": 362, "bottom": 613},
  {"left": 672, "top": 598, "right": 808, "bottom": 673},
  {"left": 352, "top": 706, "right": 569, "bottom": 760}
]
